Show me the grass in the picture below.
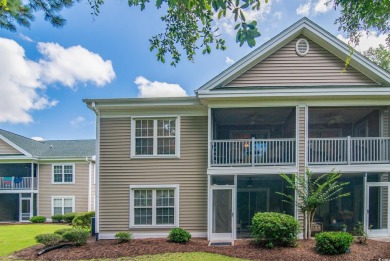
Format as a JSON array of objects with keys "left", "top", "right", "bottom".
[
  {"left": 89, "top": 252, "right": 248, "bottom": 261},
  {"left": 0, "top": 223, "right": 68, "bottom": 257}
]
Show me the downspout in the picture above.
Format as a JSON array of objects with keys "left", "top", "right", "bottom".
[
  {"left": 86, "top": 157, "right": 92, "bottom": 212},
  {"left": 91, "top": 101, "right": 100, "bottom": 240}
]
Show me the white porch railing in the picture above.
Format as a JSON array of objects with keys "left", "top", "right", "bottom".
[
  {"left": 308, "top": 137, "right": 390, "bottom": 165},
  {"left": 210, "top": 138, "right": 296, "bottom": 167},
  {"left": 0, "top": 177, "right": 36, "bottom": 190}
]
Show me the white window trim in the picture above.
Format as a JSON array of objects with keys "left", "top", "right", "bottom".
[
  {"left": 129, "top": 184, "right": 180, "bottom": 228},
  {"left": 130, "top": 116, "right": 181, "bottom": 159},
  {"left": 51, "top": 163, "right": 76, "bottom": 184},
  {"left": 51, "top": 196, "right": 75, "bottom": 216}
]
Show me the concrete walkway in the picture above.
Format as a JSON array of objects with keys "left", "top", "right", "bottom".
[{"left": 370, "top": 237, "right": 390, "bottom": 242}]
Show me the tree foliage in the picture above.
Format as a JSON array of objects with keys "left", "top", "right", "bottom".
[
  {"left": 363, "top": 44, "right": 390, "bottom": 72},
  {"left": 277, "top": 169, "right": 350, "bottom": 240},
  {"left": 1, "top": 0, "right": 389, "bottom": 66}
]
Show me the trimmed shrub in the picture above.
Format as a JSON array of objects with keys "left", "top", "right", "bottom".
[
  {"left": 62, "top": 229, "right": 90, "bottom": 246},
  {"left": 63, "top": 212, "right": 77, "bottom": 224},
  {"left": 72, "top": 211, "right": 95, "bottom": 229},
  {"left": 54, "top": 228, "right": 75, "bottom": 236},
  {"left": 30, "top": 216, "right": 46, "bottom": 223},
  {"left": 251, "top": 212, "right": 300, "bottom": 248},
  {"left": 35, "top": 233, "right": 62, "bottom": 247},
  {"left": 168, "top": 228, "right": 191, "bottom": 243},
  {"left": 315, "top": 232, "right": 354, "bottom": 255},
  {"left": 51, "top": 214, "right": 64, "bottom": 223},
  {"left": 115, "top": 232, "right": 133, "bottom": 243}
]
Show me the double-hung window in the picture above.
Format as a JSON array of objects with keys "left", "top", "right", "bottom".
[
  {"left": 52, "top": 164, "right": 75, "bottom": 184},
  {"left": 52, "top": 196, "right": 75, "bottom": 215},
  {"left": 129, "top": 185, "right": 179, "bottom": 227},
  {"left": 131, "top": 117, "right": 179, "bottom": 157}
]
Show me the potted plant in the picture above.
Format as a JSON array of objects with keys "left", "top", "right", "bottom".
[
  {"left": 353, "top": 222, "right": 367, "bottom": 244},
  {"left": 341, "top": 224, "right": 348, "bottom": 232}
]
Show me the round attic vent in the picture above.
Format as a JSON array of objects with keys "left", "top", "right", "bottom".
[{"left": 296, "top": 38, "right": 309, "bottom": 56}]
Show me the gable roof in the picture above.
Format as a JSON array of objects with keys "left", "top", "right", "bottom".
[
  {"left": 0, "top": 129, "right": 95, "bottom": 159},
  {"left": 196, "top": 17, "right": 390, "bottom": 95}
]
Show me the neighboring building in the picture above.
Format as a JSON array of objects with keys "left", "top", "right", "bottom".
[
  {"left": 85, "top": 18, "right": 390, "bottom": 240},
  {"left": 0, "top": 129, "right": 95, "bottom": 222}
]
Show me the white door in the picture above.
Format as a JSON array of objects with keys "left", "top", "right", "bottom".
[
  {"left": 20, "top": 198, "right": 32, "bottom": 222},
  {"left": 366, "top": 183, "right": 390, "bottom": 237},
  {"left": 210, "top": 186, "right": 235, "bottom": 240}
]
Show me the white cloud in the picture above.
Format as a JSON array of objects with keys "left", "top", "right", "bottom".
[
  {"left": 214, "top": 0, "right": 272, "bottom": 36},
  {"left": 337, "top": 31, "right": 388, "bottom": 53},
  {"left": 273, "top": 11, "right": 283, "bottom": 20},
  {"left": 135, "top": 76, "right": 188, "bottom": 98},
  {"left": 38, "top": 43, "right": 115, "bottom": 88},
  {"left": 19, "top": 33, "right": 33, "bottom": 43},
  {"left": 225, "top": 56, "right": 235, "bottom": 65},
  {"left": 314, "top": 0, "right": 332, "bottom": 14},
  {"left": 0, "top": 38, "right": 57, "bottom": 123},
  {"left": 31, "top": 136, "right": 45, "bottom": 141},
  {"left": 70, "top": 116, "right": 86, "bottom": 127},
  {"left": 0, "top": 38, "right": 115, "bottom": 124},
  {"left": 296, "top": 1, "right": 311, "bottom": 16}
]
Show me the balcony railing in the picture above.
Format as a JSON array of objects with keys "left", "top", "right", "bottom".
[
  {"left": 210, "top": 138, "right": 296, "bottom": 167},
  {"left": 0, "top": 177, "right": 36, "bottom": 190},
  {"left": 308, "top": 137, "right": 390, "bottom": 165}
]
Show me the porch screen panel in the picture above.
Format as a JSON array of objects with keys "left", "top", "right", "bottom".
[
  {"left": 134, "top": 190, "right": 152, "bottom": 225},
  {"left": 212, "top": 189, "right": 232, "bottom": 233},
  {"left": 369, "top": 186, "right": 388, "bottom": 230}
]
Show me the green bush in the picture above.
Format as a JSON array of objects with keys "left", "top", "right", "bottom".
[
  {"left": 54, "top": 228, "right": 75, "bottom": 236},
  {"left": 35, "top": 233, "right": 62, "bottom": 247},
  {"left": 315, "top": 232, "right": 354, "bottom": 255},
  {"left": 168, "top": 228, "right": 191, "bottom": 243},
  {"left": 72, "top": 211, "right": 95, "bottom": 229},
  {"left": 51, "top": 214, "right": 64, "bottom": 223},
  {"left": 251, "top": 212, "right": 300, "bottom": 248},
  {"left": 115, "top": 232, "right": 133, "bottom": 243},
  {"left": 63, "top": 212, "right": 77, "bottom": 224},
  {"left": 29, "top": 216, "right": 46, "bottom": 223},
  {"left": 62, "top": 229, "right": 90, "bottom": 246}
]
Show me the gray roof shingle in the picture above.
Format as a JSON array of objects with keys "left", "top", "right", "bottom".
[{"left": 0, "top": 129, "right": 95, "bottom": 158}]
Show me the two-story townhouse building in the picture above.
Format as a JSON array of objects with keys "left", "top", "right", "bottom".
[
  {"left": 85, "top": 18, "right": 390, "bottom": 241},
  {"left": 0, "top": 129, "right": 95, "bottom": 222}
]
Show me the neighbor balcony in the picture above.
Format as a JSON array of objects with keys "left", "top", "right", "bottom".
[
  {"left": 308, "top": 137, "right": 390, "bottom": 165},
  {"left": 0, "top": 177, "right": 37, "bottom": 190}
]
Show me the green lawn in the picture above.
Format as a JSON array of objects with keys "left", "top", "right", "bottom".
[
  {"left": 91, "top": 252, "right": 247, "bottom": 261},
  {"left": 0, "top": 223, "right": 68, "bottom": 257}
]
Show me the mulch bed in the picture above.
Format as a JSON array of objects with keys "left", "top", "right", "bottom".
[{"left": 13, "top": 237, "right": 390, "bottom": 261}]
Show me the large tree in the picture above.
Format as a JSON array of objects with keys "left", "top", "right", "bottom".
[
  {"left": 1, "top": 0, "right": 389, "bottom": 65},
  {"left": 364, "top": 44, "right": 390, "bottom": 72}
]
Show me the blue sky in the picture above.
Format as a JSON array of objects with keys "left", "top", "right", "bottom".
[{"left": 0, "top": 0, "right": 387, "bottom": 140}]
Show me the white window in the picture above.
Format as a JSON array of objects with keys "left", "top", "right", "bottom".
[
  {"left": 129, "top": 185, "right": 179, "bottom": 228},
  {"left": 52, "top": 164, "right": 75, "bottom": 184},
  {"left": 52, "top": 196, "right": 75, "bottom": 215},
  {"left": 131, "top": 117, "right": 180, "bottom": 158}
]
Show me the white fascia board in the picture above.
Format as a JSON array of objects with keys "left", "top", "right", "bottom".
[
  {"left": 309, "top": 164, "right": 390, "bottom": 174},
  {"left": 0, "top": 134, "right": 33, "bottom": 157},
  {"left": 198, "top": 87, "right": 390, "bottom": 99}
]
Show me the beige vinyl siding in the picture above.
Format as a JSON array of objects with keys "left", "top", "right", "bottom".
[
  {"left": 0, "top": 140, "right": 22, "bottom": 155},
  {"left": 38, "top": 162, "right": 90, "bottom": 218},
  {"left": 90, "top": 163, "right": 95, "bottom": 211},
  {"left": 225, "top": 36, "right": 377, "bottom": 87},
  {"left": 99, "top": 116, "right": 208, "bottom": 234},
  {"left": 297, "top": 106, "right": 306, "bottom": 226}
]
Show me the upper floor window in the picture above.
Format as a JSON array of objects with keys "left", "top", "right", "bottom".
[
  {"left": 131, "top": 117, "right": 180, "bottom": 158},
  {"left": 52, "top": 164, "right": 75, "bottom": 184}
]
